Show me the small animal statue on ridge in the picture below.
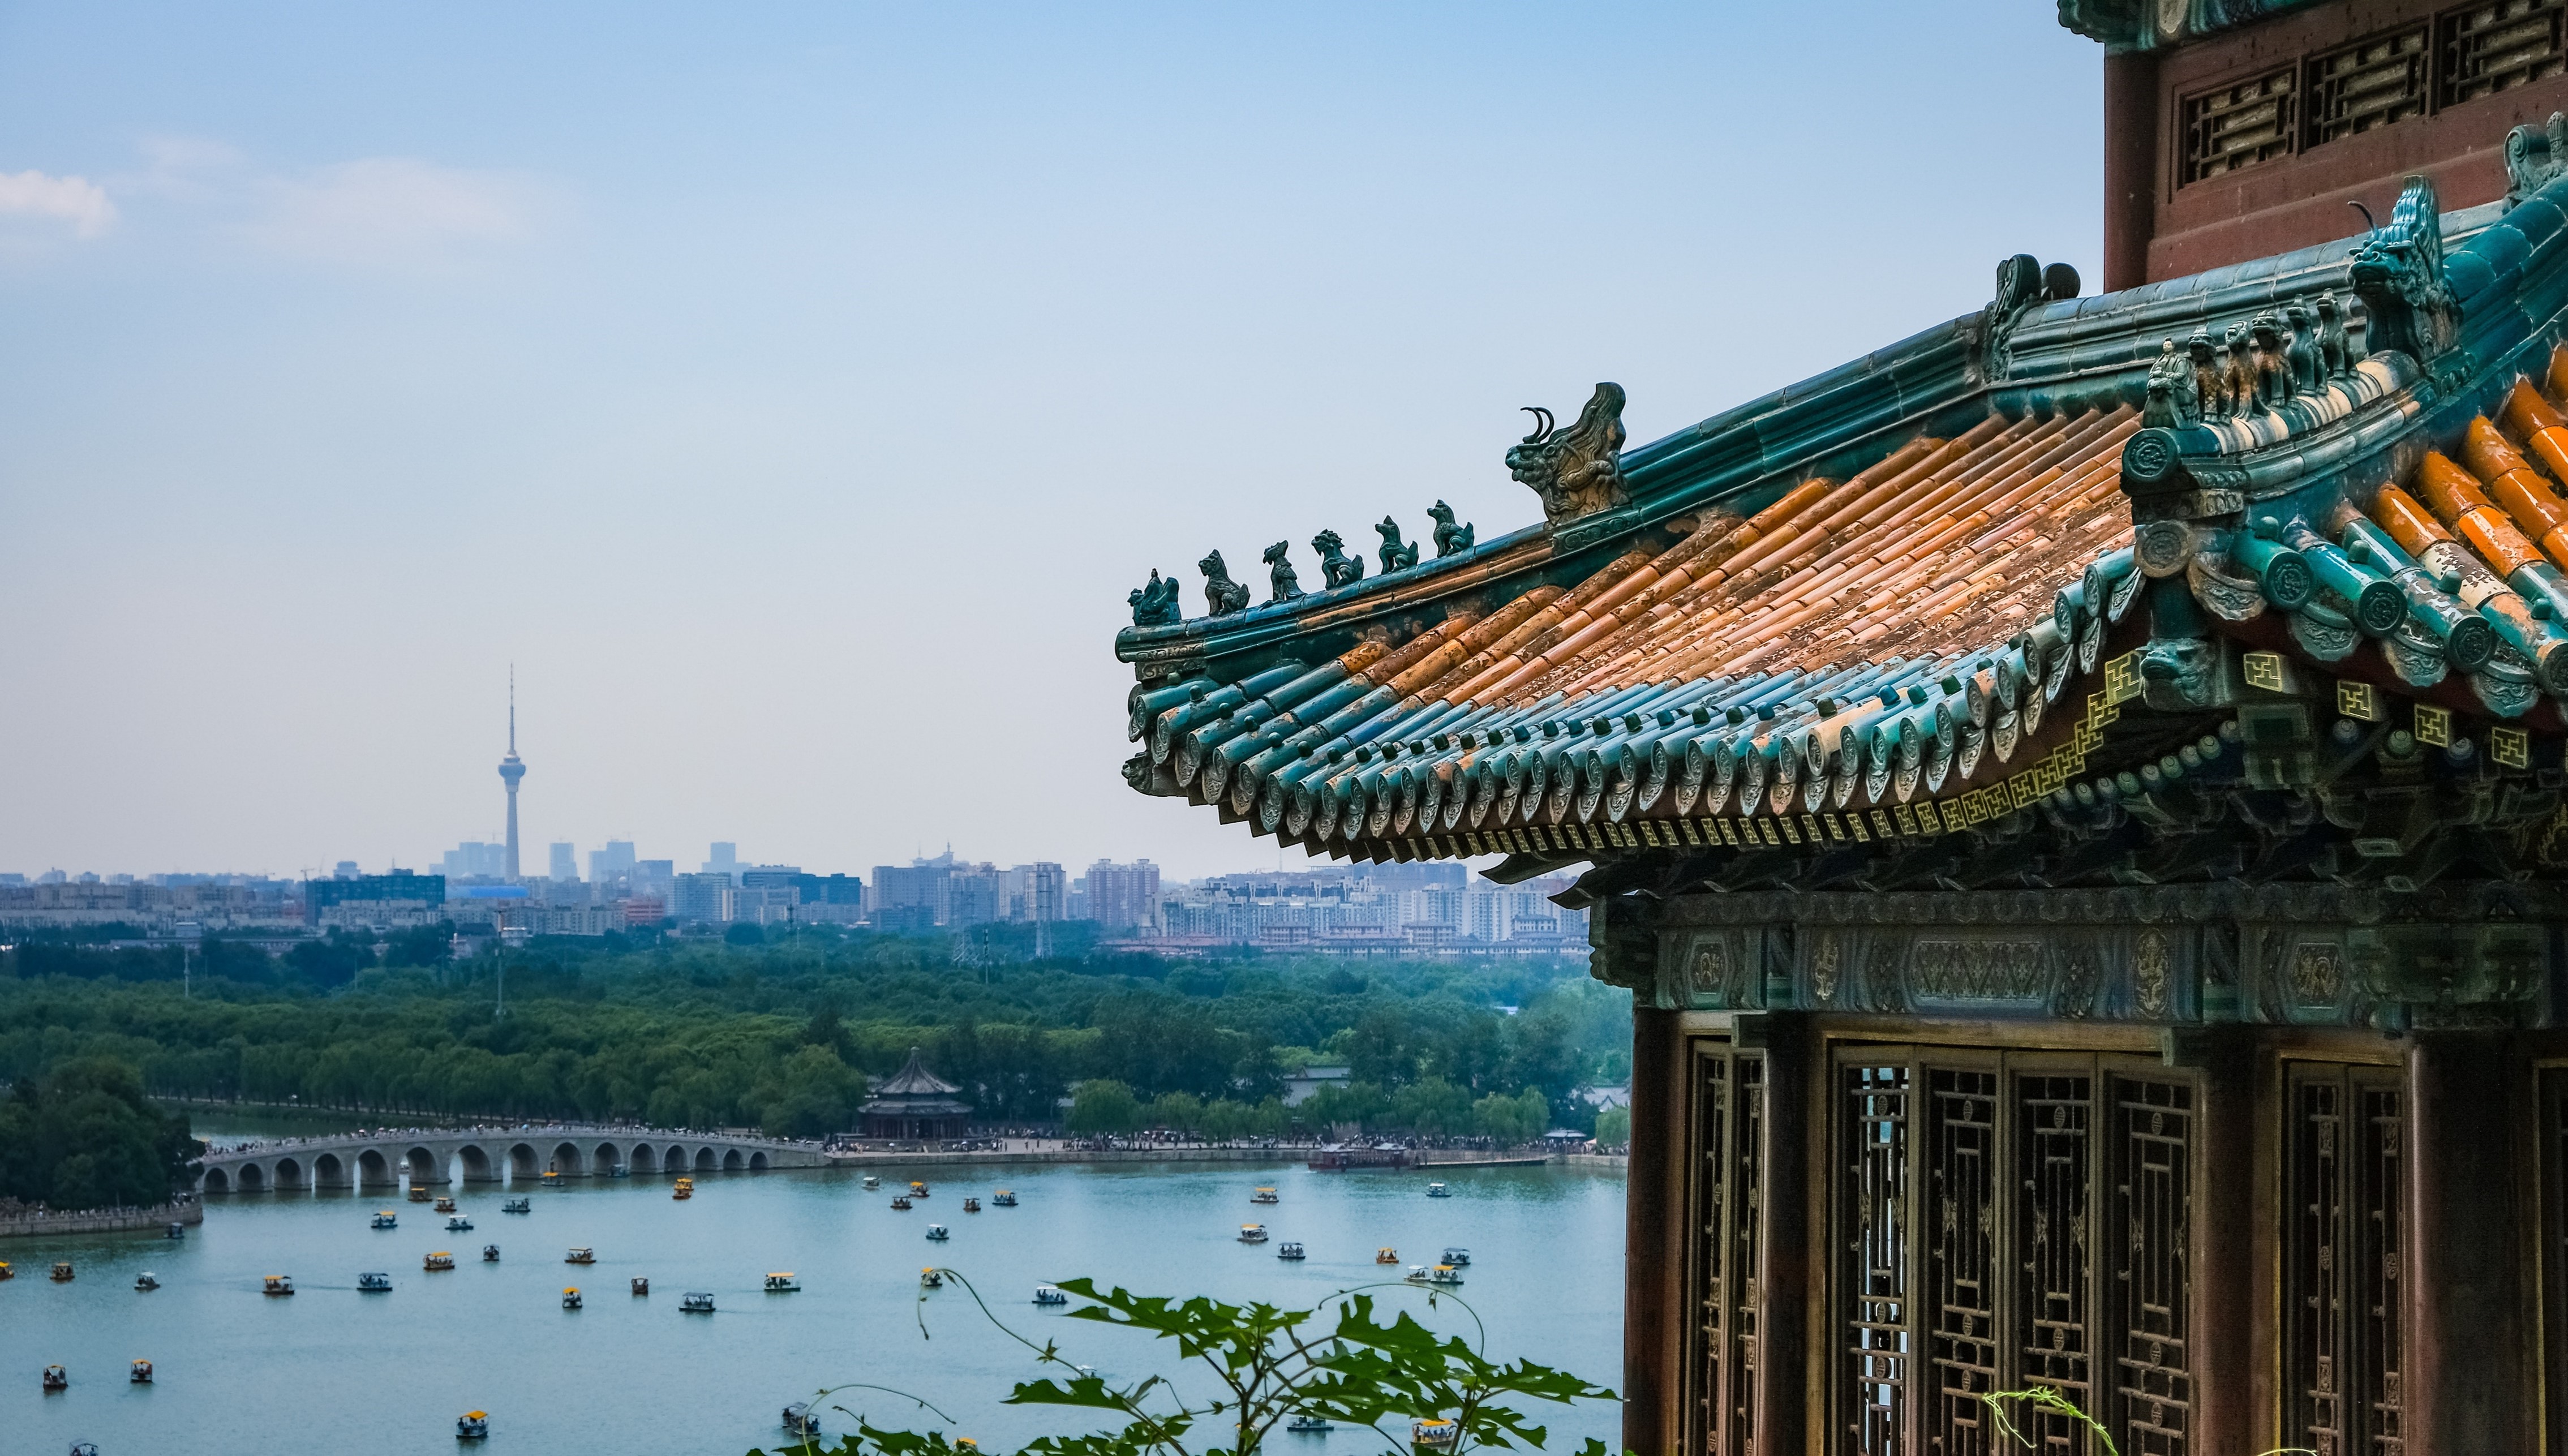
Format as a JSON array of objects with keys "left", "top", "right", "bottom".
[
  {"left": 1262, "top": 540, "right": 1304, "bottom": 603},
  {"left": 1199, "top": 551, "right": 1250, "bottom": 617},
  {"left": 2249, "top": 311, "right": 2295, "bottom": 409},
  {"left": 1376, "top": 517, "right": 1419, "bottom": 574},
  {"left": 1311, "top": 530, "right": 1364, "bottom": 589},
  {"left": 1429, "top": 500, "right": 1475, "bottom": 557},
  {"left": 2283, "top": 302, "right": 2320, "bottom": 392},
  {"left": 2314, "top": 289, "right": 2354, "bottom": 378},
  {"left": 1504, "top": 381, "right": 1629, "bottom": 523},
  {"left": 1127, "top": 569, "right": 1183, "bottom": 627},
  {"left": 2221, "top": 323, "right": 2258, "bottom": 417},
  {"left": 2142, "top": 339, "right": 2198, "bottom": 428},
  {"left": 2185, "top": 330, "right": 2223, "bottom": 420}
]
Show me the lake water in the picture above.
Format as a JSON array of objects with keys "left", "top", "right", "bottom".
[{"left": 3, "top": 1138, "right": 1625, "bottom": 1456}]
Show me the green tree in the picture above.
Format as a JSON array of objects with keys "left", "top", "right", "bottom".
[
  {"left": 1068, "top": 1079, "right": 1143, "bottom": 1135},
  {"left": 1592, "top": 1106, "right": 1630, "bottom": 1148},
  {"left": 1391, "top": 1077, "right": 1472, "bottom": 1136},
  {"left": 1471, "top": 1088, "right": 1547, "bottom": 1146},
  {"left": 0, "top": 1058, "right": 201, "bottom": 1210},
  {"left": 1145, "top": 1092, "right": 1204, "bottom": 1135}
]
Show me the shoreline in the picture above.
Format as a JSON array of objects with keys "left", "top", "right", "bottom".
[{"left": 0, "top": 1197, "right": 203, "bottom": 1240}]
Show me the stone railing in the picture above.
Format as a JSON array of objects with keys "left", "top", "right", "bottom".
[{"left": 0, "top": 1196, "right": 202, "bottom": 1240}]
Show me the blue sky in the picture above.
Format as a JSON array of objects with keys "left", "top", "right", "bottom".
[{"left": 0, "top": 2, "right": 2102, "bottom": 881}]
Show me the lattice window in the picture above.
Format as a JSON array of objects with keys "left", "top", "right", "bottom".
[
  {"left": 1845, "top": 1064, "right": 1913, "bottom": 1456},
  {"left": 2283, "top": 1066, "right": 2403, "bottom": 1456},
  {"left": 1687, "top": 1046, "right": 1765, "bottom": 1456},
  {"left": 1927, "top": 1070, "right": 2000, "bottom": 1455},
  {"left": 2306, "top": 28, "right": 2430, "bottom": 146},
  {"left": 2439, "top": 0, "right": 2567, "bottom": 106},
  {"left": 2108, "top": 1077, "right": 2192, "bottom": 1456},
  {"left": 2017, "top": 1075, "right": 2096, "bottom": 1455},
  {"left": 2544, "top": 1070, "right": 2568, "bottom": 1456},
  {"left": 2180, "top": 67, "right": 2297, "bottom": 186}
]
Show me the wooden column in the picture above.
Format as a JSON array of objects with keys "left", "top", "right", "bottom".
[
  {"left": 2102, "top": 48, "right": 2159, "bottom": 292},
  {"left": 1624, "top": 1004, "right": 1681, "bottom": 1456},
  {"left": 1750, "top": 1012, "right": 1813, "bottom": 1456},
  {"left": 2185, "top": 1027, "right": 2257, "bottom": 1453},
  {"left": 2405, "top": 1031, "right": 2536, "bottom": 1454}
]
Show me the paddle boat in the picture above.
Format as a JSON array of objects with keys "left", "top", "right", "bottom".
[
  {"left": 919, "top": 1268, "right": 943, "bottom": 1289},
  {"left": 408, "top": 1186, "right": 433, "bottom": 1202},
  {"left": 42, "top": 1364, "right": 67, "bottom": 1391},
  {"left": 1425, "top": 1182, "right": 1449, "bottom": 1199},
  {"left": 540, "top": 1170, "right": 561, "bottom": 1186},
  {"left": 1440, "top": 1248, "right": 1471, "bottom": 1268},
  {"left": 446, "top": 1216, "right": 474, "bottom": 1232},
  {"left": 963, "top": 1196, "right": 981, "bottom": 1213},
  {"left": 503, "top": 1198, "right": 531, "bottom": 1214},
  {"left": 0, "top": 1261, "right": 12, "bottom": 1280},
  {"left": 991, "top": 1189, "right": 1016, "bottom": 1206},
  {"left": 372, "top": 1211, "right": 399, "bottom": 1229},
  {"left": 925, "top": 1223, "right": 950, "bottom": 1242},
  {"left": 565, "top": 1247, "right": 595, "bottom": 1264},
  {"left": 1033, "top": 1285, "right": 1068, "bottom": 1305},
  {"left": 862, "top": 1175, "right": 880, "bottom": 1190},
  {"left": 784, "top": 1403, "right": 823, "bottom": 1439},
  {"left": 51, "top": 1261, "right": 74, "bottom": 1282},
  {"left": 359, "top": 1272, "right": 393, "bottom": 1292},
  {"left": 134, "top": 1272, "right": 159, "bottom": 1292},
  {"left": 456, "top": 1411, "right": 489, "bottom": 1441},
  {"left": 631, "top": 1277, "right": 650, "bottom": 1296},
  {"left": 766, "top": 1272, "right": 801, "bottom": 1292},
  {"left": 263, "top": 1274, "right": 296, "bottom": 1296},
  {"left": 561, "top": 1287, "right": 582, "bottom": 1309},
  {"left": 608, "top": 1163, "right": 629, "bottom": 1178},
  {"left": 1239, "top": 1223, "right": 1270, "bottom": 1243},
  {"left": 1375, "top": 1248, "right": 1399, "bottom": 1264},
  {"left": 1251, "top": 1187, "right": 1279, "bottom": 1204},
  {"left": 1277, "top": 1242, "right": 1306, "bottom": 1260},
  {"left": 1412, "top": 1419, "right": 1458, "bottom": 1449},
  {"left": 483, "top": 1244, "right": 501, "bottom": 1262},
  {"left": 1405, "top": 1264, "right": 1465, "bottom": 1287},
  {"left": 72, "top": 1442, "right": 100, "bottom": 1456},
  {"left": 425, "top": 1252, "right": 456, "bottom": 1272},
  {"left": 1287, "top": 1415, "right": 1332, "bottom": 1433},
  {"left": 673, "top": 1178, "right": 694, "bottom": 1201},
  {"left": 131, "top": 1358, "right": 153, "bottom": 1384},
  {"left": 434, "top": 1196, "right": 458, "bottom": 1213},
  {"left": 682, "top": 1291, "right": 716, "bottom": 1313},
  {"left": 890, "top": 1195, "right": 914, "bottom": 1210},
  {"left": 166, "top": 1221, "right": 186, "bottom": 1239},
  {"left": 909, "top": 1179, "right": 930, "bottom": 1198}
]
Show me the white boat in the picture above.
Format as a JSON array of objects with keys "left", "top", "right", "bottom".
[
  {"left": 925, "top": 1224, "right": 950, "bottom": 1242},
  {"left": 130, "top": 1359, "right": 153, "bottom": 1384},
  {"left": 1238, "top": 1223, "right": 1270, "bottom": 1243},
  {"left": 1033, "top": 1285, "right": 1068, "bottom": 1305},
  {"left": 1404, "top": 1264, "right": 1465, "bottom": 1287},
  {"left": 134, "top": 1272, "right": 159, "bottom": 1291},
  {"left": 862, "top": 1176, "right": 881, "bottom": 1189},
  {"left": 359, "top": 1272, "right": 393, "bottom": 1292},
  {"left": 372, "top": 1212, "right": 398, "bottom": 1229},
  {"left": 766, "top": 1272, "right": 801, "bottom": 1292},
  {"left": 456, "top": 1411, "right": 489, "bottom": 1440},
  {"left": 1440, "top": 1248, "right": 1471, "bottom": 1267},
  {"left": 263, "top": 1274, "right": 296, "bottom": 1296},
  {"left": 483, "top": 1245, "right": 500, "bottom": 1262},
  {"left": 446, "top": 1216, "right": 474, "bottom": 1232},
  {"left": 1277, "top": 1242, "right": 1306, "bottom": 1260},
  {"left": 565, "top": 1247, "right": 595, "bottom": 1264},
  {"left": 919, "top": 1268, "right": 943, "bottom": 1289},
  {"left": 1250, "top": 1187, "right": 1279, "bottom": 1204},
  {"left": 1287, "top": 1414, "right": 1332, "bottom": 1433},
  {"left": 682, "top": 1291, "right": 716, "bottom": 1313},
  {"left": 784, "top": 1403, "right": 822, "bottom": 1438},
  {"left": 502, "top": 1199, "right": 531, "bottom": 1214},
  {"left": 1425, "top": 1182, "right": 1450, "bottom": 1198}
]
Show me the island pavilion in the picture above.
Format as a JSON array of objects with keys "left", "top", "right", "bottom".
[{"left": 1110, "top": 2, "right": 2568, "bottom": 1451}]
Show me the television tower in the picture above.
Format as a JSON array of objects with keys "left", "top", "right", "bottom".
[{"left": 499, "top": 667, "right": 526, "bottom": 881}]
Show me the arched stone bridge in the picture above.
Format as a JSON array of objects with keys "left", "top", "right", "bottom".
[{"left": 196, "top": 1126, "right": 826, "bottom": 1193}]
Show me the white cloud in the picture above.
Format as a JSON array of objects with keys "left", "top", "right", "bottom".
[
  {"left": 0, "top": 169, "right": 117, "bottom": 238},
  {"left": 241, "top": 157, "right": 550, "bottom": 268}
]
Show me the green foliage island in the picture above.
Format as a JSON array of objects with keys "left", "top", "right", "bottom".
[
  {"left": 0, "top": 926, "right": 1627, "bottom": 1139},
  {"left": 0, "top": 1056, "right": 203, "bottom": 1210}
]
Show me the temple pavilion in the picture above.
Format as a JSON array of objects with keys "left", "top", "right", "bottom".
[
  {"left": 859, "top": 1047, "right": 972, "bottom": 1141},
  {"left": 1110, "top": 2, "right": 2568, "bottom": 1451}
]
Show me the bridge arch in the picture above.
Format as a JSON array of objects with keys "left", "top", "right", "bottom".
[
  {"left": 663, "top": 1146, "right": 688, "bottom": 1173},
  {"left": 457, "top": 1145, "right": 496, "bottom": 1183},
  {"left": 203, "top": 1166, "right": 230, "bottom": 1193},
  {"left": 722, "top": 1148, "right": 744, "bottom": 1172},
  {"left": 509, "top": 1143, "right": 543, "bottom": 1180},
  {"left": 357, "top": 1148, "right": 392, "bottom": 1188},
  {"left": 404, "top": 1146, "right": 443, "bottom": 1187},
  {"left": 549, "top": 1142, "right": 584, "bottom": 1177},
  {"left": 237, "top": 1162, "right": 265, "bottom": 1191},
  {"left": 629, "top": 1143, "right": 654, "bottom": 1173},
  {"left": 273, "top": 1157, "right": 304, "bottom": 1190},
  {"left": 312, "top": 1153, "right": 347, "bottom": 1189},
  {"left": 694, "top": 1146, "right": 717, "bottom": 1172},
  {"left": 593, "top": 1141, "right": 620, "bottom": 1175},
  {"left": 749, "top": 1150, "right": 768, "bottom": 1171}
]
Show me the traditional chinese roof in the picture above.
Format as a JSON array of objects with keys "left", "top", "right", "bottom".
[
  {"left": 868, "top": 1047, "right": 963, "bottom": 1100},
  {"left": 1113, "top": 127, "right": 2568, "bottom": 907}
]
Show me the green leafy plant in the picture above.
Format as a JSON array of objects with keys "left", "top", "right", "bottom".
[
  {"left": 751, "top": 1272, "right": 1616, "bottom": 1456},
  {"left": 1981, "top": 1386, "right": 2316, "bottom": 1456}
]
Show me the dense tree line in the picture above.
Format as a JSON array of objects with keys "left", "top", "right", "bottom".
[
  {"left": 0, "top": 928, "right": 1627, "bottom": 1139},
  {"left": 0, "top": 1058, "right": 203, "bottom": 1210}
]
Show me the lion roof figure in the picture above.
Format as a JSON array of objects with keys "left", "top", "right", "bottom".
[
  {"left": 1312, "top": 529, "right": 1364, "bottom": 589},
  {"left": 1199, "top": 550, "right": 1249, "bottom": 616}
]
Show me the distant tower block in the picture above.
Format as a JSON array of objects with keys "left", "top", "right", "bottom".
[{"left": 498, "top": 668, "right": 527, "bottom": 882}]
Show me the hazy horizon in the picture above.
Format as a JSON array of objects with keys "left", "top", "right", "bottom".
[{"left": 0, "top": 2, "right": 2104, "bottom": 881}]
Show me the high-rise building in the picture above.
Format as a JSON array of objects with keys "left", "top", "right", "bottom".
[
  {"left": 548, "top": 843, "right": 578, "bottom": 882},
  {"left": 702, "top": 843, "right": 739, "bottom": 881},
  {"left": 1000, "top": 864, "right": 1066, "bottom": 922},
  {"left": 497, "top": 669, "right": 526, "bottom": 881},
  {"left": 670, "top": 873, "right": 736, "bottom": 924},
  {"left": 1083, "top": 860, "right": 1160, "bottom": 933},
  {"left": 589, "top": 840, "right": 635, "bottom": 886},
  {"left": 333, "top": 860, "right": 360, "bottom": 879}
]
